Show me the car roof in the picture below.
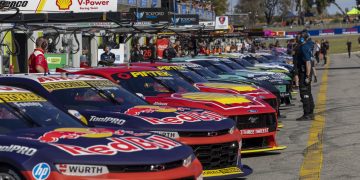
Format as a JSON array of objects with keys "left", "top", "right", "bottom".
[
  {"left": 0, "top": 73, "right": 108, "bottom": 83},
  {"left": 76, "top": 66, "right": 160, "bottom": 75},
  {"left": 0, "top": 85, "right": 30, "bottom": 93}
]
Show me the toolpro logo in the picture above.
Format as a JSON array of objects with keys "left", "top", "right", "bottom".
[{"left": 56, "top": 0, "right": 73, "bottom": 10}]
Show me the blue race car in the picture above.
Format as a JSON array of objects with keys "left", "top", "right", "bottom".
[{"left": 0, "top": 85, "right": 203, "bottom": 180}]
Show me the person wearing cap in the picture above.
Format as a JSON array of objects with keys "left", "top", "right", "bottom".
[
  {"left": 28, "top": 37, "right": 49, "bottom": 73},
  {"left": 296, "top": 30, "right": 315, "bottom": 121}
]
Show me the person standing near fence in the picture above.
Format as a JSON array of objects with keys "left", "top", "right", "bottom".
[
  {"left": 313, "top": 40, "right": 320, "bottom": 64},
  {"left": 320, "top": 39, "right": 328, "bottom": 65},
  {"left": 346, "top": 39, "right": 352, "bottom": 58}
]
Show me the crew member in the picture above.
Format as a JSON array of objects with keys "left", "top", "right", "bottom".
[
  {"left": 346, "top": 39, "right": 352, "bottom": 58},
  {"left": 28, "top": 37, "right": 49, "bottom": 73},
  {"left": 297, "top": 30, "right": 315, "bottom": 121},
  {"left": 99, "top": 45, "right": 115, "bottom": 66}
]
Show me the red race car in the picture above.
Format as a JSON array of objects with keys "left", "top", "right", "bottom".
[{"left": 60, "top": 67, "right": 286, "bottom": 154}]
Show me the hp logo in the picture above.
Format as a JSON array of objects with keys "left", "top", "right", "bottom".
[{"left": 32, "top": 163, "right": 50, "bottom": 180}]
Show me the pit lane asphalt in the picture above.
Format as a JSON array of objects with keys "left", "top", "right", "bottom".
[{"left": 241, "top": 53, "right": 360, "bottom": 180}]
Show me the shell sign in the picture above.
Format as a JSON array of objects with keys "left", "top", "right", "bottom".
[
  {"left": 56, "top": 0, "right": 73, "bottom": 10},
  {"left": 0, "top": 0, "right": 117, "bottom": 14}
]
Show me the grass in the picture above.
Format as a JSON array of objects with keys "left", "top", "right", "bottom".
[{"left": 268, "top": 34, "right": 360, "bottom": 54}]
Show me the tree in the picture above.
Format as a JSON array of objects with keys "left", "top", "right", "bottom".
[
  {"left": 234, "top": 0, "right": 263, "bottom": 26},
  {"left": 211, "top": 0, "right": 228, "bottom": 16},
  {"left": 262, "top": 0, "right": 279, "bottom": 25}
]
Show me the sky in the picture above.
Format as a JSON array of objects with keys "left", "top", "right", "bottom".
[{"left": 229, "top": 0, "right": 357, "bottom": 15}]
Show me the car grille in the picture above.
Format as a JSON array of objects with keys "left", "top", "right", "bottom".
[
  {"left": 264, "top": 98, "right": 278, "bottom": 110},
  {"left": 107, "top": 160, "right": 183, "bottom": 172},
  {"left": 178, "top": 129, "right": 229, "bottom": 137},
  {"left": 190, "top": 141, "right": 239, "bottom": 170},
  {"left": 242, "top": 137, "right": 270, "bottom": 150},
  {"left": 229, "top": 113, "right": 277, "bottom": 132}
]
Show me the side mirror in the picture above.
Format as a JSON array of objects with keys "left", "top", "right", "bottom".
[{"left": 68, "top": 109, "right": 89, "bottom": 126}]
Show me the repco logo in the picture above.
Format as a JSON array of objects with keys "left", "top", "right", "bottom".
[
  {"left": 0, "top": 1, "right": 28, "bottom": 9},
  {"left": 56, "top": 0, "right": 73, "bottom": 10}
]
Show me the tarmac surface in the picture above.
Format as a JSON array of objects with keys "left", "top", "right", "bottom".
[{"left": 242, "top": 53, "right": 360, "bottom": 180}]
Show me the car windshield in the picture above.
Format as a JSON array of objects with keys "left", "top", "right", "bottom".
[
  {"left": 186, "top": 66, "right": 220, "bottom": 79},
  {"left": 233, "top": 59, "right": 254, "bottom": 67},
  {"left": 167, "top": 69, "right": 208, "bottom": 83},
  {"left": 0, "top": 96, "right": 83, "bottom": 134},
  {"left": 47, "top": 80, "right": 148, "bottom": 111},
  {"left": 111, "top": 71, "right": 200, "bottom": 96},
  {"left": 218, "top": 60, "right": 246, "bottom": 70},
  {"left": 193, "top": 61, "right": 236, "bottom": 75}
]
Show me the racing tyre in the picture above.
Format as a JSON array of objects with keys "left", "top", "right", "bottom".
[{"left": 0, "top": 166, "right": 23, "bottom": 180}]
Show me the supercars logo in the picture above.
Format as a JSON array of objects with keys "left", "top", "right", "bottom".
[
  {"left": 181, "top": 92, "right": 251, "bottom": 105},
  {"left": 125, "top": 105, "right": 178, "bottom": 116},
  {"left": 56, "top": 0, "right": 73, "bottom": 10},
  {"left": 198, "top": 83, "right": 257, "bottom": 92}
]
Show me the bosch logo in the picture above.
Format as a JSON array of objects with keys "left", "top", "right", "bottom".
[{"left": 0, "top": 1, "right": 28, "bottom": 9}]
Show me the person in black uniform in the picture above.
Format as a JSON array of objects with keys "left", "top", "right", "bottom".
[
  {"left": 99, "top": 45, "right": 115, "bottom": 66},
  {"left": 296, "top": 30, "right": 315, "bottom": 121}
]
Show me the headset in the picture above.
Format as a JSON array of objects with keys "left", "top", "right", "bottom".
[{"left": 299, "top": 30, "right": 310, "bottom": 43}]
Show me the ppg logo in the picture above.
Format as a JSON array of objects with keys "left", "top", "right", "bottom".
[{"left": 32, "top": 163, "right": 51, "bottom": 180}]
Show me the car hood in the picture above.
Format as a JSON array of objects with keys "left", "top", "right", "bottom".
[
  {"left": 144, "top": 92, "right": 275, "bottom": 116},
  {"left": 5, "top": 127, "right": 192, "bottom": 165},
  {"left": 78, "top": 105, "right": 235, "bottom": 132}
]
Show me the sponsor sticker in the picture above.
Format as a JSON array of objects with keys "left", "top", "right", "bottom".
[
  {"left": 42, "top": 81, "right": 90, "bottom": 91},
  {"left": 203, "top": 167, "right": 243, "bottom": 177},
  {"left": 156, "top": 66, "right": 185, "bottom": 71},
  {"left": 240, "top": 128, "right": 269, "bottom": 135},
  {"left": 32, "top": 163, "right": 51, "bottom": 180},
  {"left": 0, "top": 93, "right": 45, "bottom": 103},
  {"left": 55, "top": 164, "right": 109, "bottom": 176},
  {"left": 151, "top": 131, "right": 179, "bottom": 139},
  {"left": 125, "top": 105, "right": 177, "bottom": 116},
  {"left": 129, "top": 71, "right": 172, "bottom": 78},
  {"left": 50, "top": 135, "right": 182, "bottom": 156},
  {"left": 0, "top": 145, "right": 37, "bottom": 156},
  {"left": 89, "top": 116, "right": 126, "bottom": 125}
]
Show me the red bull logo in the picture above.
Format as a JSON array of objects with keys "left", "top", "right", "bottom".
[
  {"left": 125, "top": 105, "right": 178, "bottom": 116},
  {"left": 38, "top": 128, "right": 149, "bottom": 143}
]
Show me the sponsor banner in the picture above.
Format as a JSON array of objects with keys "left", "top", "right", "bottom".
[
  {"left": 172, "top": 14, "right": 199, "bottom": 26},
  {"left": 0, "top": 92, "right": 45, "bottom": 103},
  {"left": 320, "top": 29, "right": 335, "bottom": 36},
  {"left": 343, "top": 28, "right": 358, "bottom": 34},
  {"left": 56, "top": 164, "right": 108, "bottom": 176},
  {"left": 203, "top": 167, "right": 243, "bottom": 177},
  {"left": 130, "top": 8, "right": 170, "bottom": 23},
  {"left": 44, "top": 54, "right": 67, "bottom": 70},
  {"left": 37, "top": 76, "right": 104, "bottom": 83},
  {"left": 215, "top": 16, "right": 229, "bottom": 30},
  {"left": 0, "top": 0, "right": 117, "bottom": 14},
  {"left": 156, "top": 38, "right": 169, "bottom": 59},
  {"left": 199, "top": 21, "right": 215, "bottom": 27}
]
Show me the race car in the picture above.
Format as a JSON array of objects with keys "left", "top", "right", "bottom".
[
  {"left": 0, "top": 85, "right": 203, "bottom": 180},
  {"left": 187, "top": 59, "right": 292, "bottom": 104},
  {"left": 127, "top": 62, "right": 279, "bottom": 114},
  {"left": 0, "top": 74, "right": 252, "bottom": 179},
  {"left": 62, "top": 67, "right": 287, "bottom": 154}
]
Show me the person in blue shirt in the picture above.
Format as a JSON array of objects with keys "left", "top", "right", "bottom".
[
  {"left": 99, "top": 45, "right": 115, "bottom": 66},
  {"left": 296, "top": 30, "right": 315, "bottom": 121}
]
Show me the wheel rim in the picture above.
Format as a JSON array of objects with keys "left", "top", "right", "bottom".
[{"left": 0, "top": 172, "right": 17, "bottom": 180}]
